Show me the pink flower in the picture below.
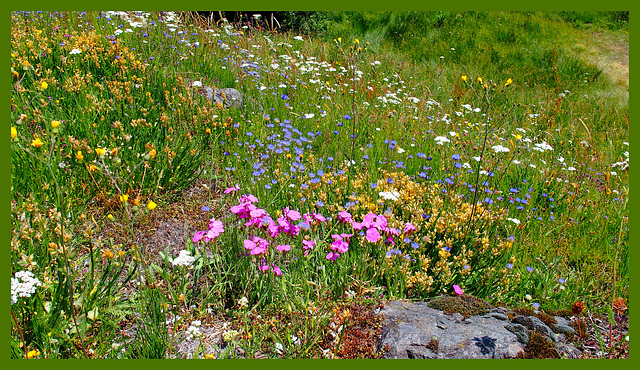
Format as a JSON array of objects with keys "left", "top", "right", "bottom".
[
  {"left": 283, "top": 207, "right": 301, "bottom": 221},
  {"left": 267, "top": 223, "right": 280, "bottom": 237},
  {"left": 243, "top": 238, "right": 256, "bottom": 251},
  {"left": 338, "top": 210, "right": 353, "bottom": 223},
  {"left": 251, "top": 246, "right": 267, "bottom": 255},
  {"left": 250, "top": 208, "right": 268, "bottom": 219},
  {"left": 302, "top": 240, "right": 315, "bottom": 250},
  {"left": 404, "top": 222, "right": 417, "bottom": 235},
  {"left": 365, "top": 228, "right": 381, "bottom": 243},
  {"left": 259, "top": 261, "right": 271, "bottom": 272},
  {"left": 362, "top": 213, "right": 377, "bottom": 229},
  {"left": 326, "top": 251, "right": 339, "bottom": 261},
  {"left": 351, "top": 222, "right": 363, "bottom": 231},
  {"left": 208, "top": 219, "right": 224, "bottom": 233},
  {"left": 453, "top": 285, "right": 464, "bottom": 295},
  {"left": 273, "top": 265, "right": 282, "bottom": 276},
  {"left": 230, "top": 204, "right": 248, "bottom": 218},
  {"left": 313, "top": 213, "right": 326, "bottom": 222},
  {"left": 385, "top": 227, "right": 400, "bottom": 236},
  {"left": 331, "top": 240, "right": 349, "bottom": 254},
  {"left": 193, "top": 230, "right": 206, "bottom": 243},
  {"left": 374, "top": 214, "right": 387, "bottom": 229},
  {"left": 276, "top": 244, "right": 291, "bottom": 252},
  {"left": 206, "top": 228, "right": 221, "bottom": 241},
  {"left": 223, "top": 184, "right": 240, "bottom": 194},
  {"left": 240, "top": 193, "right": 259, "bottom": 204}
]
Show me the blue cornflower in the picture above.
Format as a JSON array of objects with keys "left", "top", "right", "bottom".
[{"left": 201, "top": 206, "right": 210, "bottom": 212}]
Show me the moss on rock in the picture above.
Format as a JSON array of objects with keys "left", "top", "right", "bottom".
[{"left": 426, "top": 294, "right": 492, "bottom": 319}]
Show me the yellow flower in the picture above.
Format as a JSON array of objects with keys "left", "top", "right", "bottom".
[
  {"left": 88, "top": 164, "right": 97, "bottom": 172},
  {"left": 205, "top": 354, "right": 215, "bottom": 359},
  {"left": 205, "top": 128, "right": 211, "bottom": 134},
  {"left": 149, "top": 149, "right": 156, "bottom": 159},
  {"left": 95, "top": 147, "right": 106, "bottom": 157},
  {"left": 12, "top": 71, "right": 19, "bottom": 78},
  {"left": 11, "top": 127, "right": 17, "bottom": 140},
  {"left": 119, "top": 194, "right": 129, "bottom": 203},
  {"left": 51, "top": 120, "right": 60, "bottom": 128},
  {"left": 461, "top": 75, "right": 468, "bottom": 82},
  {"left": 26, "top": 349, "right": 40, "bottom": 359},
  {"left": 41, "top": 81, "right": 48, "bottom": 89},
  {"left": 505, "top": 78, "right": 513, "bottom": 87},
  {"left": 31, "top": 137, "right": 43, "bottom": 148},
  {"left": 102, "top": 249, "right": 114, "bottom": 259},
  {"left": 107, "top": 214, "right": 115, "bottom": 221},
  {"left": 75, "top": 151, "right": 83, "bottom": 161},
  {"left": 133, "top": 198, "right": 140, "bottom": 206},
  {"left": 477, "top": 77, "right": 483, "bottom": 83},
  {"left": 354, "top": 38, "right": 359, "bottom": 44},
  {"left": 147, "top": 201, "right": 157, "bottom": 211},
  {"left": 337, "top": 37, "right": 342, "bottom": 43}
]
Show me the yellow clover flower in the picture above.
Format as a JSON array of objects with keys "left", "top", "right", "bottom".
[
  {"left": 11, "top": 127, "right": 17, "bottom": 140},
  {"left": 147, "top": 201, "right": 157, "bottom": 211},
  {"left": 95, "top": 147, "right": 106, "bottom": 157}
]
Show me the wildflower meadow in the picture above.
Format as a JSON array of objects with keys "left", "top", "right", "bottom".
[{"left": 10, "top": 11, "right": 629, "bottom": 359}]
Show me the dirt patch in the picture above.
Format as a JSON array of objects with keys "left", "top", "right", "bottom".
[{"left": 577, "top": 29, "right": 629, "bottom": 90}]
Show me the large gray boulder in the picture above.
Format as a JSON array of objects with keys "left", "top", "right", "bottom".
[{"left": 379, "top": 301, "right": 525, "bottom": 359}]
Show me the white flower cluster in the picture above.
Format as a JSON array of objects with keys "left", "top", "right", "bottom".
[
  {"left": 11, "top": 271, "right": 41, "bottom": 305},
  {"left": 507, "top": 218, "right": 521, "bottom": 225},
  {"left": 172, "top": 250, "right": 195, "bottom": 268},
  {"left": 238, "top": 296, "right": 249, "bottom": 309},
  {"left": 379, "top": 191, "right": 400, "bottom": 201},
  {"left": 492, "top": 144, "right": 510, "bottom": 153},
  {"left": 185, "top": 320, "right": 202, "bottom": 341},
  {"left": 434, "top": 136, "right": 450, "bottom": 145},
  {"left": 532, "top": 142, "right": 554, "bottom": 152},
  {"left": 222, "top": 329, "right": 239, "bottom": 342}
]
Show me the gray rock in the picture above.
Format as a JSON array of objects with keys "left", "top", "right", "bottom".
[
  {"left": 513, "top": 316, "right": 557, "bottom": 342},
  {"left": 483, "top": 312, "right": 509, "bottom": 321},
  {"left": 491, "top": 307, "right": 513, "bottom": 316},
  {"left": 203, "top": 86, "right": 244, "bottom": 108},
  {"left": 379, "top": 301, "right": 525, "bottom": 359},
  {"left": 557, "top": 342, "right": 583, "bottom": 359},
  {"left": 554, "top": 324, "right": 576, "bottom": 335},
  {"left": 554, "top": 316, "right": 570, "bottom": 327},
  {"left": 504, "top": 323, "right": 529, "bottom": 344}
]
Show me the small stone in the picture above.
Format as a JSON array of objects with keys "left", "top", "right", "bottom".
[
  {"left": 513, "top": 316, "right": 557, "bottom": 342},
  {"left": 484, "top": 312, "right": 509, "bottom": 321},
  {"left": 554, "top": 324, "right": 576, "bottom": 335},
  {"left": 505, "top": 323, "right": 529, "bottom": 344},
  {"left": 554, "top": 316, "right": 570, "bottom": 327}
]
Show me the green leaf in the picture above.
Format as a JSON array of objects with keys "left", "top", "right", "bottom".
[{"left": 87, "top": 308, "right": 99, "bottom": 321}]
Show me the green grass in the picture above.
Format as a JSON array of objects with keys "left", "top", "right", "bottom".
[{"left": 10, "top": 10, "right": 628, "bottom": 359}]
